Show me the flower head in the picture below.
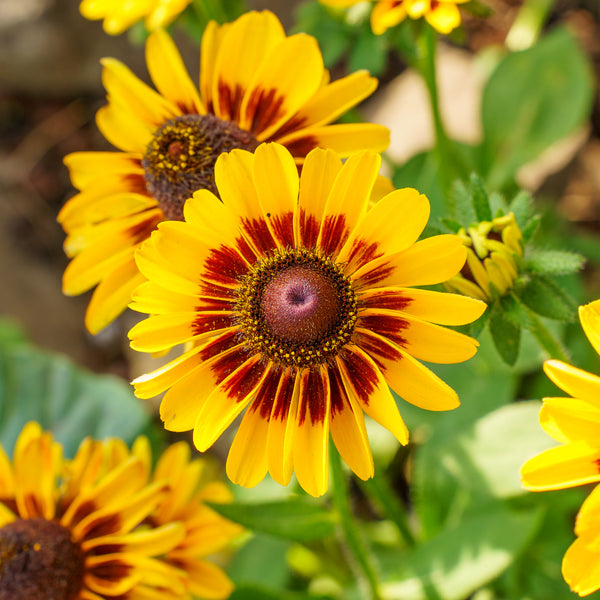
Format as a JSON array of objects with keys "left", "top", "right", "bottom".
[
  {"left": 321, "top": 0, "right": 469, "bottom": 35},
  {"left": 59, "top": 10, "right": 389, "bottom": 335},
  {"left": 80, "top": 0, "right": 192, "bottom": 35},
  {"left": 444, "top": 212, "right": 523, "bottom": 302},
  {"left": 521, "top": 300, "right": 600, "bottom": 595},
  {"left": 129, "top": 142, "right": 485, "bottom": 497},
  {"left": 0, "top": 422, "right": 240, "bottom": 600}
]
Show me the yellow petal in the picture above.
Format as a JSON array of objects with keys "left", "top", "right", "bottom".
[
  {"left": 63, "top": 151, "right": 143, "bottom": 191},
  {"left": 226, "top": 399, "right": 270, "bottom": 488},
  {"left": 318, "top": 151, "right": 380, "bottom": 257},
  {"left": 193, "top": 355, "right": 269, "bottom": 451},
  {"left": 146, "top": 30, "right": 205, "bottom": 115},
  {"left": 544, "top": 360, "right": 600, "bottom": 405},
  {"left": 239, "top": 34, "right": 324, "bottom": 139},
  {"left": 338, "top": 187, "right": 429, "bottom": 272},
  {"left": 521, "top": 441, "right": 600, "bottom": 490},
  {"left": 562, "top": 536, "right": 600, "bottom": 596},
  {"left": 185, "top": 558, "right": 235, "bottom": 600},
  {"left": 336, "top": 345, "right": 409, "bottom": 445},
  {"left": 292, "top": 366, "right": 331, "bottom": 498},
  {"left": 580, "top": 300, "right": 600, "bottom": 357},
  {"left": 425, "top": 2, "right": 462, "bottom": 34},
  {"left": 96, "top": 104, "right": 155, "bottom": 154},
  {"left": 539, "top": 397, "right": 600, "bottom": 445},
  {"left": 295, "top": 147, "right": 342, "bottom": 249}
]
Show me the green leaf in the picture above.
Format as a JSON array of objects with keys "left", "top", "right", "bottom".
[
  {"left": 489, "top": 300, "right": 522, "bottom": 365},
  {"left": 508, "top": 190, "right": 534, "bottom": 228},
  {"left": 431, "top": 401, "right": 556, "bottom": 499},
  {"left": 524, "top": 249, "right": 585, "bottom": 276},
  {"left": 208, "top": 498, "right": 338, "bottom": 543},
  {"left": 0, "top": 336, "right": 150, "bottom": 457},
  {"left": 447, "top": 179, "right": 476, "bottom": 227},
  {"left": 521, "top": 213, "right": 541, "bottom": 243},
  {"left": 377, "top": 505, "right": 542, "bottom": 600},
  {"left": 516, "top": 274, "right": 577, "bottom": 321},
  {"left": 470, "top": 173, "right": 492, "bottom": 223},
  {"left": 229, "top": 585, "right": 328, "bottom": 600},
  {"left": 480, "top": 27, "right": 594, "bottom": 189},
  {"left": 348, "top": 26, "right": 388, "bottom": 76}
]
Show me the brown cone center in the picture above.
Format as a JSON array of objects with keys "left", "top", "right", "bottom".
[
  {"left": 142, "top": 114, "right": 259, "bottom": 221},
  {"left": 0, "top": 518, "right": 84, "bottom": 600},
  {"left": 260, "top": 266, "right": 342, "bottom": 345}
]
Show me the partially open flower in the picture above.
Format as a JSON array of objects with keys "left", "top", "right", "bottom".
[
  {"left": 128, "top": 142, "right": 486, "bottom": 497},
  {"left": 59, "top": 10, "right": 389, "bottom": 335},
  {"left": 444, "top": 212, "right": 523, "bottom": 302}
]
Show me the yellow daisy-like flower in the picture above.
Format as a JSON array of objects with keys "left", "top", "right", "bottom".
[
  {"left": 128, "top": 142, "right": 486, "bottom": 498},
  {"left": 521, "top": 300, "right": 600, "bottom": 596},
  {"left": 59, "top": 10, "right": 389, "bottom": 335},
  {"left": 131, "top": 438, "right": 243, "bottom": 600},
  {"left": 80, "top": 0, "right": 192, "bottom": 35},
  {"left": 321, "top": 0, "right": 468, "bottom": 35},
  {"left": 0, "top": 422, "right": 183, "bottom": 600},
  {"left": 444, "top": 212, "right": 524, "bottom": 303}
]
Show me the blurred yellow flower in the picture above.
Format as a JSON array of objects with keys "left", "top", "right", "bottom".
[
  {"left": 80, "top": 0, "right": 192, "bottom": 35},
  {"left": 321, "top": 0, "right": 468, "bottom": 35}
]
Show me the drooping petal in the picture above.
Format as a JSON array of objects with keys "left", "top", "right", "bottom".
[
  {"left": 292, "top": 366, "right": 331, "bottom": 497},
  {"left": 539, "top": 398, "right": 600, "bottom": 445},
  {"left": 579, "top": 300, "right": 600, "bottom": 358},
  {"left": 355, "top": 328, "right": 460, "bottom": 411},
  {"left": 336, "top": 345, "right": 408, "bottom": 445},
  {"left": 329, "top": 365, "right": 374, "bottom": 481},
  {"left": 63, "top": 151, "right": 144, "bottom": 191},
  {"left": 562, "top": 535, "right": 600, "bottom": 597}
]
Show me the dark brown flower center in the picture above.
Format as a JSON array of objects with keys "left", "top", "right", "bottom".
[
  {"left": 142, "top": 114, "right": 259, "bottom": 221},
  {"left": 0, "top": 518, "right": 84, "bottom": 600},
  {"left": 261, "top": 266, "right": 341, "bottom": 345},
  {"left": 237, "top": 248, "right": 358, "bottom": 368}
]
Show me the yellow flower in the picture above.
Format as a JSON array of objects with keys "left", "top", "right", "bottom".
[
  {"left": 444, "top": 212, "right": 523, "bottom": 302},
  {"left": 131, "top": 438, "right": 243, "bottom": 600},
  {"left": 0, "top": 422, "right": 183, "bottom": 599},
  {"left": 79, "top": 0, "right": 192, "bottom": 35},
  {"left": 59, "top": 10, "right": 389, "bottom": 335},
  {"left": 521, "top": 300, "right": 600, "bottom": 596},
  {"left": 128, "top": 142, "right": 486, "bottom": 497},
  {"left": 321, "top": 0, "right": 469, "bottom": 35}
]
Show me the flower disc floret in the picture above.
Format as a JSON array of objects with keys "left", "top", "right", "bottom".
[{"left": 237, "top": 248, "right": 358, "bottom": 368}]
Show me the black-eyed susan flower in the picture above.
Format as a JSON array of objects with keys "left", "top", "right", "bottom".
[
  {"left": 128, "top": 142, "right": 486, "bottom": 498},
  {"left": 321, "top": 0, "right": 468, "bottom": 35},
  {"left": 0, "top": 422, "right": 184, "bottom": 600},
  {"left": 444, "top": 212, "right": 523, "bottom": 303},
  {"left": 131, "top": 437, "right": 243, "bottom": 600},
  {"left": 521, "top": 300, "right": 600, "bottom": 596},
  {"left": 59, "top": 10, "right": 389, "bottom": 335},
  {"left": 79, "top": 0, "right": 192, "bottom": 35}
]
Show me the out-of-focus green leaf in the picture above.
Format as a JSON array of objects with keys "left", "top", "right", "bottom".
[
  {"left": 431, "top": 401, "right": 555, "bottom": 499},
  {"left": 208, "top": 498, "right": 338, "bottom": 542},
  {"left": 480, "top": 27, "right": 594, "bottom": 189},
  {"left": 376, "top": 505, "right": 542, "bottom": 600},
  {"left": 0, "top": 328, "right": 150, "bottom": 457},
  {"left": 525, "top": 250, "right": 585, "bottom": 276},
  {"left": 489, "top": 300, "right": 521, "bottom": 365},
  {"left": 470, "top": 173, "right": 492, "bottom": 223},
  {"left": 347, "top": 26, "right": 388, "bottom": 75},
  {"left": 229, "top": 585, "right": 330, "bottom": 600},
  {"left": 516, "top": 274, "right": 577, "bottom": 321}
]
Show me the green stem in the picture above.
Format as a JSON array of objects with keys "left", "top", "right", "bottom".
[
  {"left": 505, "top": 0, "right": 554, "bottom": 51},
  {"left": 360, "top": 475, "right": 416, "bottom": 548},
  {"left": 415, "top": 24, "right": 457, "bottom": 193},
  {"left": 528, "top": 311, "right": 570, "bottom": 362},
  {"left": 330, "top": 449, "right": 383, "bottom": 600}
]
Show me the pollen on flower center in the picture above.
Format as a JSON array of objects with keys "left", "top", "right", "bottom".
[
  {"left": 142, "top": 114, "right": 259, "bottom": 221},
  {"left": 237, "top": 248, "right": 358, "bottom": 368},
  {"left": 0, "top": 518, "right": 85, "bottom": 600}
]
